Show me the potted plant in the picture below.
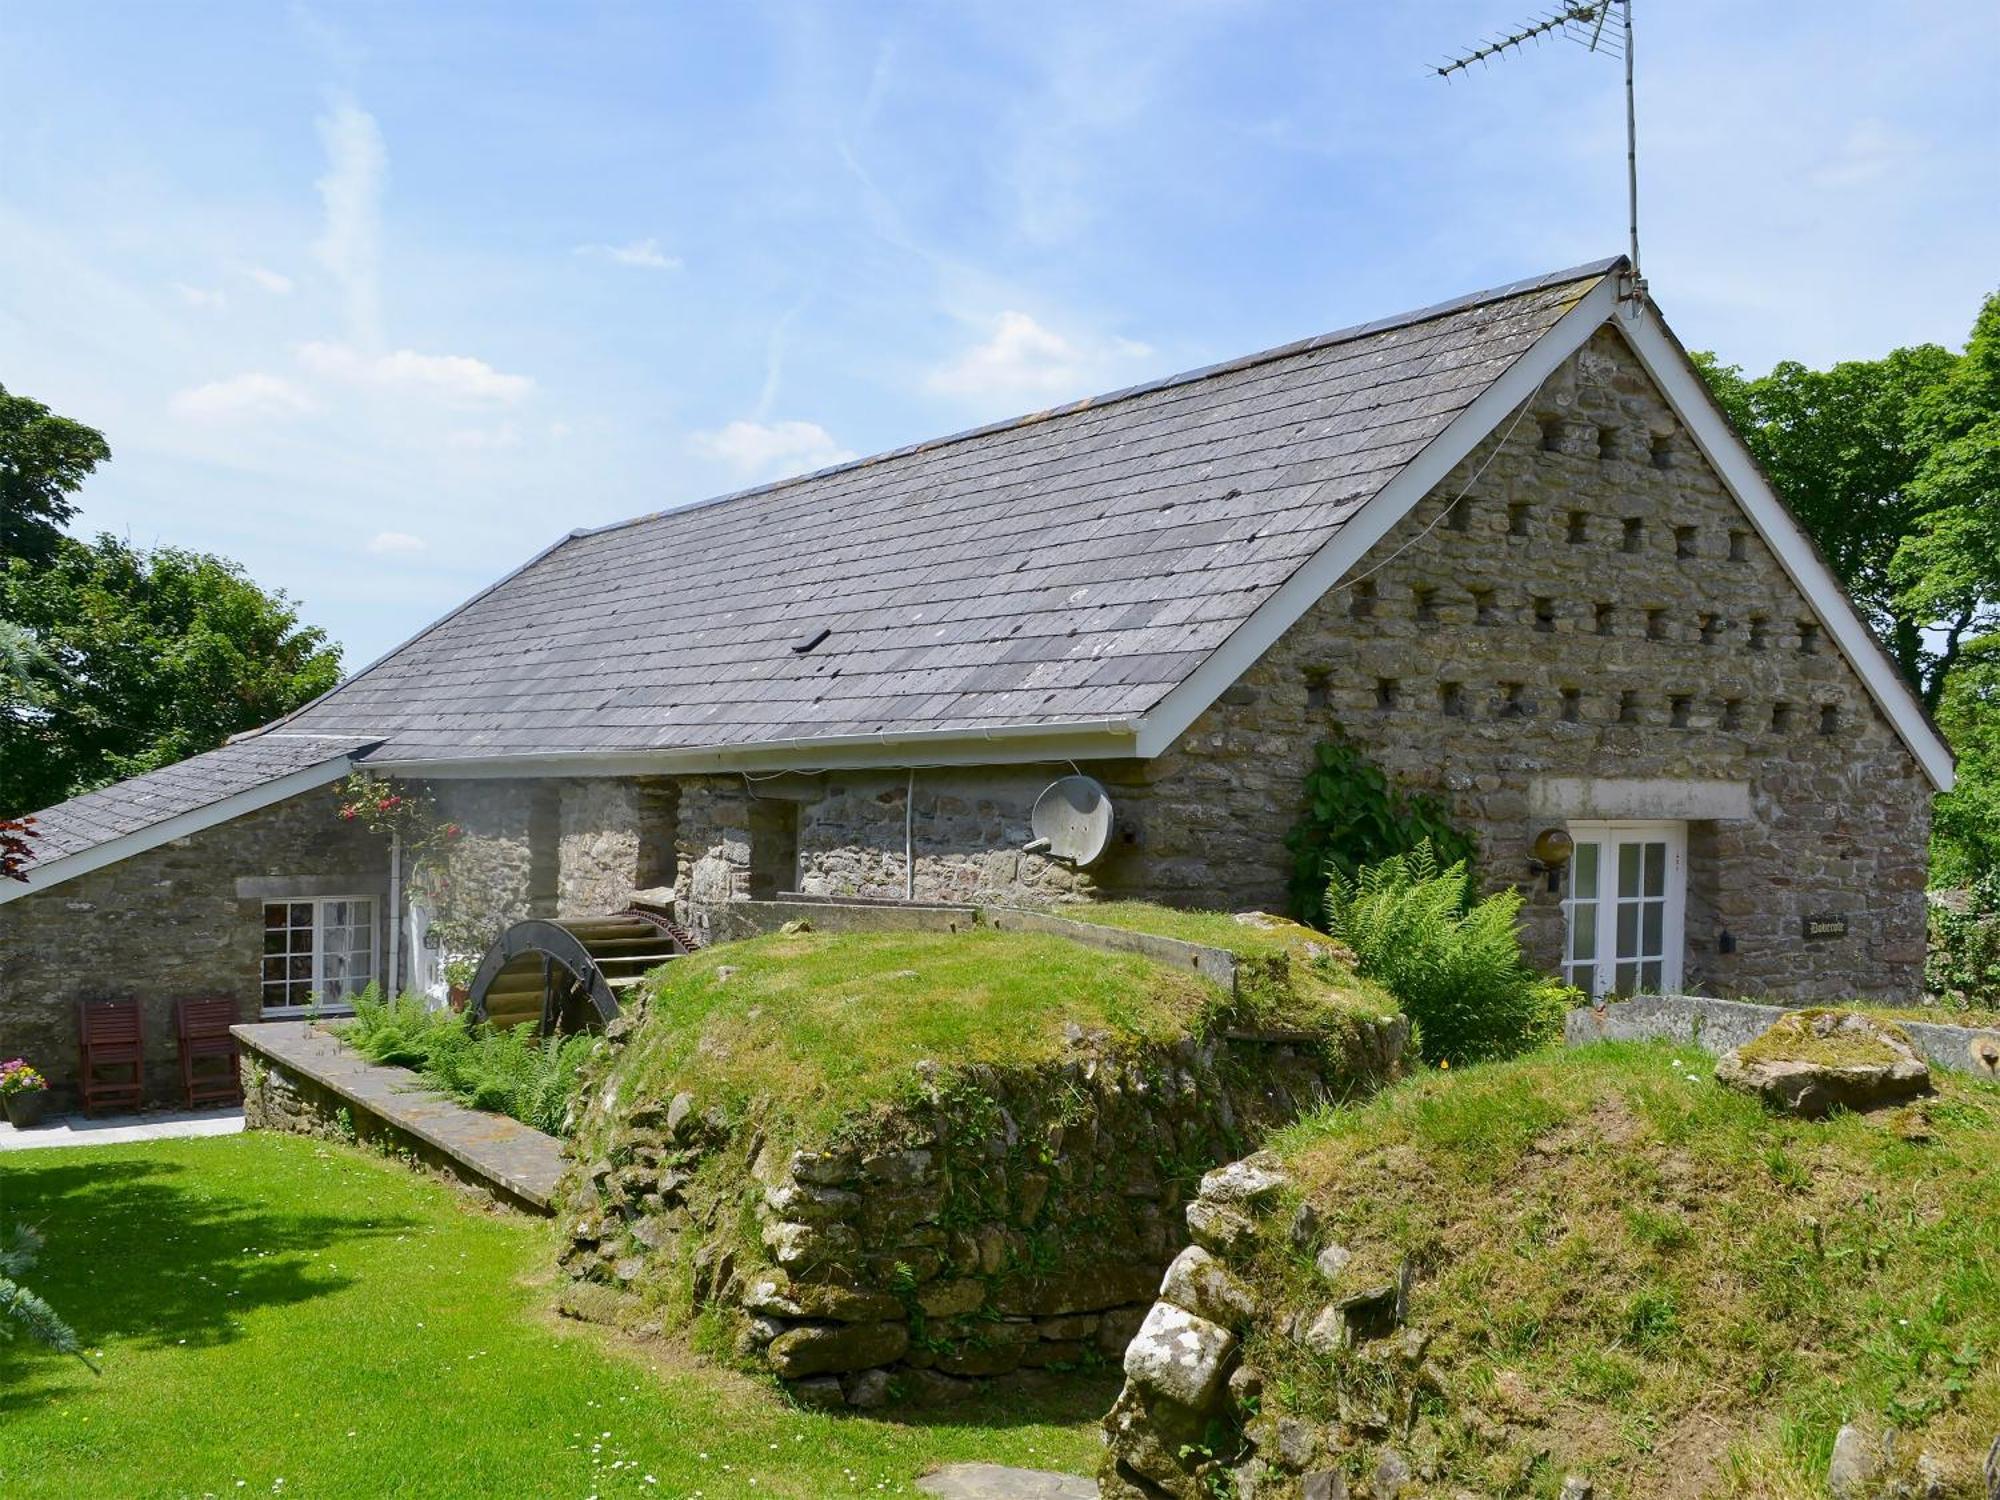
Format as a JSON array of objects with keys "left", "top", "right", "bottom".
[{"left": 1, "top": 1059, "right": 51, "bottom": 1129}]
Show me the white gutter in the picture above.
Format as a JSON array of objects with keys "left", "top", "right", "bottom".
[{"left": 369, "top": 718, "right": 1142, "bottom": 780}]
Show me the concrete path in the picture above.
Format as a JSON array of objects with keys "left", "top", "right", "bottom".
[
  {"left": 917, "top": 1464, "right": 1096, "bottom": 1499},
  {"left": 0, "top": 1105, "right": 244, "bottom": 1151}
]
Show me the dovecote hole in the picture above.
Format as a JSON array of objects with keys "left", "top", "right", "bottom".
[
  {"left": 1771, "top": 701, "right": 1795, "bottom": 733},
  {"left": 1729, "top": 529, "right": 1750, "bottom": 562},
  {"left": 1646, "top": 609, "right": 1668, "bottom": 642},
  {"left": 1533, "top": 597, "right": 1556, "bottom": 633},
  {"left": 1670, "top": 695, "right": 1692, "bottom": 729},
  {"left": 1819, "top": 704, "right": 1840, "bottom": 736},
  {"left": 1413, "top": 585, "right": 1438, "bottom": 622},
  {"left": 1595, "top": 602, "right": 1616, "bottom": 637},
  {"left": 1471, "top": 587, "right": 1497, "bottom": 625},
  {"left": 1798, "top": 621, "right": 1820, "bottom": 655},
  {"left": 1722, "top": 698, "right": 1744, "bottom": 731},
  {"left": 1567, "top": 510, "right": 1589, "bottom": 544},
  {"left": 1375, "top": 677, "right": 1399, "bottom": 711},
  {"left": 1621, "top": 517, "right": 1645, "bottom": 554},
  {"left": 1507, "top": 501, "right": 1531, "bottom": 537},
  {"left": 1674, "top": 525, "right": 1698, "bottom": 559},
  {"left": 1560, "top": 687, "right": 1582, "bottom": 723},
  {"left": 1749, "top": 615, "right": 1769, "bottom": 651},
  {"left": 1440, "top": 681, "right": 1466, "bottom": 718},
  {"left": 1618, "top": 691, "right": 1641, "bottom": 725},
  {"left": 1349, "top": 579, "right": 1377, "bottom": 620}
]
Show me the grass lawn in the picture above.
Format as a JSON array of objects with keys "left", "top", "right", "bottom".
[
  {"left": 623, "top": 927, "right": 1228, "bottom": 1141},
  {"left": 0, "top": 1131, "right": 1112, "bottom": 1500}
]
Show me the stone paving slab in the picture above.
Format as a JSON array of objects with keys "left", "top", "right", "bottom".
[
  {"left": 916, "top": 1464, "right": 1096, "bottom": 1499},
  {"left": 233, "top": 1021, "right": 566, "bottom": 1211},
  {"left": 0, "top": 1105, "right": 244, "bottom": 1151}
]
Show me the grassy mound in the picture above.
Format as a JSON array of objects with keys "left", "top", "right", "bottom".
[
  {"left": 604, "top": 924, "right": 1388, "bottom": 1146},
  {"left": 1242, "top": 1042, "right": 2000, "bottom": 1497}
]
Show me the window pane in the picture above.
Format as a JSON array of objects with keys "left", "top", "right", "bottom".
[
  {"left": 1616, "top": 902, "right": 1639, "bottom": 957},
  {"left": 262, "top": 956, "right": 288, "bottom": 982},
  {"left": 263, "top": 930, "right": 287, "bottom": 955},
  {"left": 290, "top": 903, "right": 314, "bottom": 927},
  {"left": 1614, "top": 961, "right": 1639, "bottom": 994},
  {"left": 1572, "top": 843, "right": 1599, "bottom": 900},
  {"left": 1644, "top": 843, "right": 1667, "bottom": 898},
  {"left": 1617, "top": 843, "right": 1642, "bottom": 898},
  {"left": 1569, "top": 905, "right": 1597, "bottom": 961},
  {"left": 263, "top": 904, "right": 287, "bottom": 930},
  {"left": 1642, "top": 903, "right": 1663, "bottom": 955},
  {"left": 288, "top": 955, "right": 313, "bottom": 981},
  {"left": 1567, "top": 963, "right": 1595, "bottom": 995},
  {"left": 1641, "top": 960, "right": 1663, "bottom": 991}
]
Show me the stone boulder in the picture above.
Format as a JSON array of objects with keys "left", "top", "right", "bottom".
[
  {"left": 1122, "top": 1301, "right": 1238, "bottom": 1410},
  {"left": 1715, "top": 1010, "right": 1931, "bottom": 1118}
]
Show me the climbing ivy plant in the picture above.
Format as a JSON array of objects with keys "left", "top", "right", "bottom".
[{"left": 1283, "top": 734, "right": 1476, "bottom": 925}]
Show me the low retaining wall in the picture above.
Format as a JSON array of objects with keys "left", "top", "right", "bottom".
[
  {"left": 234, "top": 1021, "right": 565, "bottom": 1214},
  {"left": 559, "top": 1015, "right": 1408, "bottom": 1411},
  {"left": 1565, "top": 994, "right": 2000, "bottom": 1079}
]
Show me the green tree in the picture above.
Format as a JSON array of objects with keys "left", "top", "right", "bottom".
[
  {"left": 1932, "top": 641, "right": 2000, "bottom": 886},
  {"left": 1, "top": 536, "right": 342, "bottom": 816},
  {"left": 0, "top": 382, "right": 110, "bottom": 566}
]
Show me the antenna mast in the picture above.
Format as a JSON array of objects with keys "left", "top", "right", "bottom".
[{"left": 1435, "top": 2, "right": 1644, "bottom": 306}]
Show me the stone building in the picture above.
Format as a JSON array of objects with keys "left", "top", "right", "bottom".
[{"left": 0, "top": 258, "right": 1952, "bottom": 1103}]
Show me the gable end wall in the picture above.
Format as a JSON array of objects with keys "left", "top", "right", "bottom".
[{"left": 1123, "top": 325, "right": 1931, "bottom": 1001}]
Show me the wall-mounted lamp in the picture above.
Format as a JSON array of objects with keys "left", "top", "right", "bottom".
[{"left": 1528, "top": 826, "right": 1574, "bottom": 893}]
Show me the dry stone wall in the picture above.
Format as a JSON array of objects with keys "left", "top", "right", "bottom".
[
  {"left": 1122, "top": 327, "right": 1931, "bottom": 1001},
  {"left": 557, "top": 1014, "right": 1406, "bottom": 1411}
]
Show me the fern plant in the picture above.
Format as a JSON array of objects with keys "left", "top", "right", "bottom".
[
  {"left": 1326, "top": 841, "right": 1568, "bottom": 1066},
  {"left": 339, "top": 984, "right": 596, "bottom": 1136}
]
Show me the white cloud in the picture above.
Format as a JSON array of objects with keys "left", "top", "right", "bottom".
[
  {"left": 173, "top": 282, "right": 226, "bottom": 310},
  {"left": 170, "top": 372, "right": 315, "bottom": 422},
  {"left": 927, "top": 310, "right": 1151, "bottom": 403},
  {"left": 689, "top": 420, "right": 856, "bottom": 482},
  {"left": 243, "top": 265, "right": 294, "bottom": 294},
  {"left": 365, "top": 530, "right": 428, "bottom": 555},
  {"left": 298, "top": 341, "right": 534, "bottom": 405},
  {"left": 312, "top": 99, "right": 386, "bottom": 347},
  {"left": 574, "top": 237, "right": 682, "bottom": 271}
]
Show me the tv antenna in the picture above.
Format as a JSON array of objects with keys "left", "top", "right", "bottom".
[{"left": 1434, "top": 2, "right": 1644, "bottom": 309}]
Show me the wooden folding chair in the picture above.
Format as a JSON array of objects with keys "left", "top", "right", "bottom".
[
  {"left": 77, "top": 999, "right": 145, "bottom": 1115},
  {"left": 176, "top": 997, "right": 243, "bottom": 1108}
]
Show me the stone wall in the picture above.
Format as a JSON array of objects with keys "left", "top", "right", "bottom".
[
  {"left": 0, "top": 792, "right": 387, "bottom": 1105},
  {"left": 1099, "top": 1151, "right": 1424, "bottom": 1500},
  {"left": 557, "top": 1014, "right": 1407, "bottom": 1411},
  {"left": 1122, "top": 327, "right": 1932, "bottom": 1001},
  {"left": 672, "top": 770, "right": 1135, "bottom": 941},
  {"left": 426, "top": 775, "right": 678, "bottom": 953}
]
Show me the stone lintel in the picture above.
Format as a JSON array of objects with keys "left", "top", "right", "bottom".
[{"left": 1527, "top": 777, "right": 1752, "bottom": 823}]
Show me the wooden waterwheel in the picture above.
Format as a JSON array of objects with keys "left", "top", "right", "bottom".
[{"left": 466, "top": 907, "right": 700, "bottom": 1033}]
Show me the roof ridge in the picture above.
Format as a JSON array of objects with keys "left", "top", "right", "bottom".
[{"left": 570, "top": 256, "right": 1626, "bottom": 543}]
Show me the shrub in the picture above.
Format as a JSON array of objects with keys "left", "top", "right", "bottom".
[
  {"left": 339, "top": 985, "right": 597, "bottom": 1137},
  {"left": 1285, "top": 735, "right": 1476, "bottom": 925},
  {"left": 1926, "top": 871, "right": 2000, "bottom": 1011},
  {"left": 1325, "top": 841, "right": 1568, "bottom": 1065}
]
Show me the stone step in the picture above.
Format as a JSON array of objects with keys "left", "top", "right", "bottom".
[{"left": 915, "top": 1464, "right": 1095, "bottom": 1500}]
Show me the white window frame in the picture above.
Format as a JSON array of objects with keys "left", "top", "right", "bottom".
[
  {"left": 260, "top": 895, "right": 378, "bottom": 1017},
  {"left": 1562, "top": 820, "right": 1687, "bottom": 1000}
]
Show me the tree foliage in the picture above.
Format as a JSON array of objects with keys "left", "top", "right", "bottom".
[
  {"left": 1694, "top": 293, "right": 1998, "bottom": 713},
  {"left": 0, "top": 382, "right": 110, "bottom": 567},
  {"left": 0, "top": 388, "right": 342, "bottom": 819}
]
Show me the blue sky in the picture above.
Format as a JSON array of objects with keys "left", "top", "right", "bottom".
[{"left": 3, "top": 1, "right": 1995, "bottom": 669}]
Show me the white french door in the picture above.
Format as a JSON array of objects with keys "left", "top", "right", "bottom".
[{"left": 1562, "top": 821, "right": 1686, "bottom": 999}]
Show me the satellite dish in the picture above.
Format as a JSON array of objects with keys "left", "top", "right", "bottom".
[{"left": 1031, "top": 775, "right": 1115, "bottom": 867}]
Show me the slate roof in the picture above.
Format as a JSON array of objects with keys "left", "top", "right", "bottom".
[
  {"left": 19, "top": 734, "right": 377, "bottom": 867},
  {"left": 277, "top": 260, "right": 1619, "bottom": 764}
]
